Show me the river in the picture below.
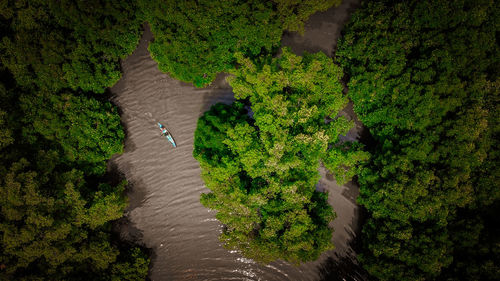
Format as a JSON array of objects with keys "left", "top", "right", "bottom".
[{"left": 110, "top": 1, "right": 367, "bottom": 280}]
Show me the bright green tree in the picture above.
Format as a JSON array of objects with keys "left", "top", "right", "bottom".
[{"left": 194, "top": 48, "right": 368, "bottom": 264}]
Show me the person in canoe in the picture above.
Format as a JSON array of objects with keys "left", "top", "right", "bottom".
[
  {"left": 160, "top": 127, "right": 169, "bottom": 137},
  {"left": 158, "top": 122, "right": 177, "bottom": 147}
]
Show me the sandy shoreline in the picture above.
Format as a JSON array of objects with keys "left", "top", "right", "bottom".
[{"left": 110, "top": 1, "right": 366, "bottom": 280}]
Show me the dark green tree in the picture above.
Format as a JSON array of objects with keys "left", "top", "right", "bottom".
[
  {"left": 336, "top": 0, "right": 500, "bottom": 279},
  {"left": 20, "top": 90, "right": 124, "bottom": 175},
  {"left": 0, "top": 84, "right": 13, "bottom": 152},
  {"left": 0, "top": 0, "right": 142, "bottom": 93},
  {"left": 0, "top": 3, "right": 150, "bottom": 277},
  {"left": 0, "top": 81, "right": 149, "bottom": 280},
  {"left": 109, "top": 247, "right": 150, "bottom": 281},
  {"left": 0, "top": 152, "right": 128, "bottom": 280},
  {"left": 140, "top": 0, "right": 340, "bottom": 87}
]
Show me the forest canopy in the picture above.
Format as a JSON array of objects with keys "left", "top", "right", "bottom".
[
  {"left": 140, "top": 0, "right": 341, "bottom": 87},
  {"left": 20, "top": 90, "right": 125, "bottom": 175},
  {"left": 336, "top": 0, "right": 500, "bottom": 279},
  {"left": 0, "top": 0, "right": 142, "bottom": 93},
  {"left": 0, "top": 1, "right": 149, "bottom": 280},
  {"left": 193, "top": 48, "right": 368, "bottom": 264},
  {"left": 1, "top": 0, "right": 498, "bottom": 279},
  {"left": 0, "top": 79, "right": 150, "bottom": 281}
]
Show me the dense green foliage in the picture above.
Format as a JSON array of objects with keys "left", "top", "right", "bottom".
[
  {"left": 0, "top": 80, "right": 149, "bottom": 280},
  {"left": 274, "top": 0, "right": 339, "bottom": 34},
  {"left": 194, "top": 48, "right": 368, "bottom": 264},
  {"left": 0, "top": 0, "right": 142, "bottom": 93},
  {"left": 336, "top": 0, "right": 500, "bottom": 279},
  {"left": 0, "top": 155, "right": 125, "bottom": 279},
  {"left": 140, "top": 0, "right": 340, "bottom": 87},
  {"left": 20, "top": 91, "right": 124, "bottom": 175},
  {"left": 0, "top": 2, "right": 149, "bottom": 279}
]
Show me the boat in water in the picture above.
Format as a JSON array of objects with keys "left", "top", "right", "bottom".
[{"left": 158, "top": 122, "right": 176, "bottom": 147}]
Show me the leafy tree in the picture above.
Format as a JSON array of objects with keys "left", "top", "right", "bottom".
[
  {"left": 0, "top": 84, "right": 13, "bottom": 151},
  {"left": 195, "top": 102, "right": 338, "bottom": 264},
  {"left": 440, "top": 203, "right": 500, "bottom": 281},
  {"left": 0, "top": 86, "right": 149, "bottom": 280},
  {"left": 194, "top": 48, "right": 368, "bottom": 264},
  {"left": 336, "top": 0, "right": 500, "bottom": 279},
  {"left": 0, "top": 0, "right": 142, "bottom": 93},
  {"left": 0, "top": 6, "right": 150, "bottom": 277},
  {"left": 110, "top": 247, "right": 150, "bottom": 281},
  {"left": 0, "top": 152, "right": 126, "bottom": 280},
  {"left": 140, "top": 0, "right": 340, "bottom": 87},
  {"left": 19, "top": 90, "right": 124, "bottom": 175},
  {"left": 273, "top": 0, "right": 340, "bottom": 33}
]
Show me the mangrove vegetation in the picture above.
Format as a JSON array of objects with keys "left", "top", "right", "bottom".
[
  {"left": 140, "top": 0, "right": 341, "bottom": 87},
  {"left": 336, "top": 0, "right": 499, "bottom": 279},
  {"left": 193, "top": 48, "right": 368, "bottom": 263},
  {"left": 0, "top": 1, "right": 149, "bottom": 280},
  {"left": 0, "top": 0, "right": 498, "bottom": 280}
]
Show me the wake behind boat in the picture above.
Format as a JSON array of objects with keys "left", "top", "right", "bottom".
[{"left": 158, "top": 122, "right": 177, "bottom": 147}]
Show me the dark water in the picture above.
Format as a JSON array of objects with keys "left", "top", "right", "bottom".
[{"left": 110, "top": 1, "right": 368, "bottom": 280}]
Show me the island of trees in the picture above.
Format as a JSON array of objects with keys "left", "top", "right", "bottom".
[
  {"left": 194, "top": 48, "right": 368, "bottom": 263},
  {"left": 1, "top": 0, "right": 498, "bottom": 280}
]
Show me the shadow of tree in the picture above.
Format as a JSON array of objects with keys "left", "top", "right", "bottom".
[
  {"left": 317, "top": 191, "right": 371, "bottom": 281},
  {"left": 317, "top": 253, "right": 371, "bottom": 281}
]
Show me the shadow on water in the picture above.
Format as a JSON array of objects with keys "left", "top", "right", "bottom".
[
  {"left": 104, "top": 96, "right": 152, "bottom": 266},
  {"left": 317, "top": 226, "right": 370, "bottom": 281},
  {"left": 199, "top": 72, "right": 235, "bottom": 115},
  {"left": 320, "top": 164, "right": 369, "bottom": 281},
  {"left": 107, "top": 160, "right": 147, "bottom": 242},
  {"left": 106, "top": 158, "right": 153, "bottom": 280},
  {"left": 342, "top": 181, "right": 360, "bottom": 206},
  {"left": 317, "top": 253, "right": 370, "bottom": 281},
  {"left": 281, "top": 28, "right": 328, "bottom": 55},
  {"left": 281, "top": 0, "right": 361, "bottom": 57}
]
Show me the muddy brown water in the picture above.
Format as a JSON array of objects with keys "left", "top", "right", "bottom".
[{"left": 110, "top": 1, "right": 367, "bottom": 280}]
